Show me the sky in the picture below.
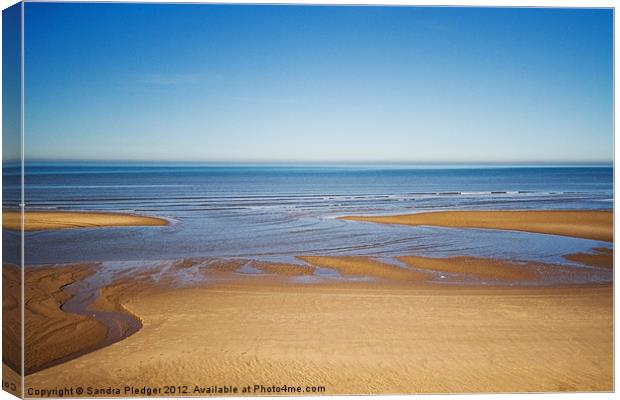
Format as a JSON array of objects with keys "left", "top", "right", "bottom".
[
  {"left": 21, "top": 4, "right": 613, "bottom": 164},
  {"left": 3, "top": 2, "right": 21, "bottom": 164}
]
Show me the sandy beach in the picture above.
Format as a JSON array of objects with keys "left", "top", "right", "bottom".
[
  {"left": 339, "top": 210, "right": 613, "bottom": 242},
  {"left": 3, "top": 265, "right": 21, "bottom": 376},
  {"left": 15, "top": 251, "right": 613, "bottom": 395},
  {"left": 1, "top": 209, "right": 610, "bottom": 395},
  {"left": 2, "top": 211, "right": 168, "bottom": 231}
]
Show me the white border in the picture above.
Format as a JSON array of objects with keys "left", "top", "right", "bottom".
[{"left": 0, "top": 1, "right": 616, "bottom": 400}]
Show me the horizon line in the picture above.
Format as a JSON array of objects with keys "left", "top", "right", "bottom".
[{"left": 3, "top": 159, "right": 614, "bottom": 167}]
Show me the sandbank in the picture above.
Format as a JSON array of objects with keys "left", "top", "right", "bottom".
[
  {"left": 339, "top": 210, "right": 613, "bottom": 242},
  {"left": 3, "top": 210, "right": 168, "bottom": 231}
]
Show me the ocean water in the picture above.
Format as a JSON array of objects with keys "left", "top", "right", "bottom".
[{"left": 2, "top": 165, "right": 613, "bottom": 282}]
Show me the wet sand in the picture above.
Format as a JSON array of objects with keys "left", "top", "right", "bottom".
[
  {"left": 339, "top": 210, "right": 613, "bottom": 242},
  {"left": 2, "top": 210, "right": 168, "bottom": 231},
  {"left": 399, "top": 255, "right": 542, "bottom": 281},
  {"left": 20, "top": 255, "right": 613, "bottom": 394},
  {"left": 564, "top": 247, "right": 613, "bottom": 269},
  {"left": 298, "top": 256, "right": 431, "bottom": 282},
  {"left": 4, "top": 263, "right": 145, "bottom": 377},
  {"left": 22, "top": 264, "right": 108, "bottom": 374}
]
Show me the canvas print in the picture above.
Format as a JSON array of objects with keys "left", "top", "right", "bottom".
[{"left": 1, "top": 2, "right": 614, "bottom": 397}]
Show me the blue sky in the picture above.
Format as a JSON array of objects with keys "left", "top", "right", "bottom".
[
  {"left": 23, "top": 4, "right": 613, "bottom": 164},
  {"left": 3, "top": 2, "right": 21, "bottom": 164}
]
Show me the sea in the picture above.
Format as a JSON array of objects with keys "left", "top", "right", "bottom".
[{"left": 2, "top": 163, "right": 612, "bottom": 275}]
